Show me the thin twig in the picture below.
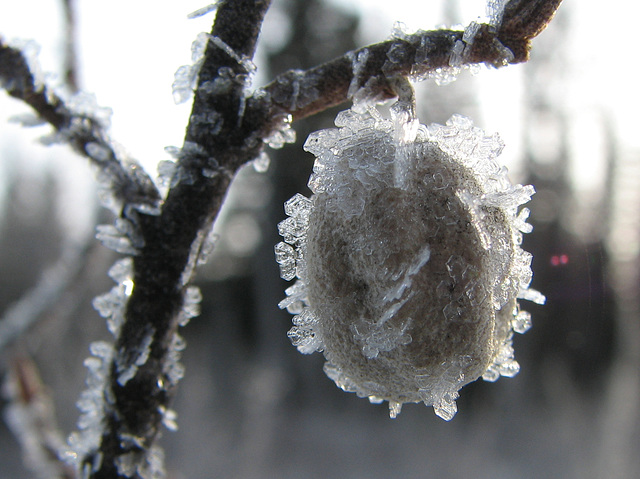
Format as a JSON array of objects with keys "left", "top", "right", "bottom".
[
  {"left": 0, "top": 39, "right": 159, "bottom": 214},
  {"left": 61, "top": 0, "right": 79, "bottom": 92},
  {"left": 244, "top": 0, "right": 563, "bottom": 136},
  {"left": 0, "top": 240, "right": 93, "bottom": 353},
  {"left": 3, "top": 356, "right": 77, "bottom": 479}
]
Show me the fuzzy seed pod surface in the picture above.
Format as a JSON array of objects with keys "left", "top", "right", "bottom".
[{"left": 275, "top": 106, "right": 543, "bottom": 420}]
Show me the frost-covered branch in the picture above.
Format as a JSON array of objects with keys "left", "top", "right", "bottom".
[
  {"left": 73, "top": 1, "right": 273, "bottom": 477},
  {"left": 245, "top": 0, "right": 562, "bottom": 126},
  {"left": 0, "top": 39, "right": 159, "bottom": 215}
]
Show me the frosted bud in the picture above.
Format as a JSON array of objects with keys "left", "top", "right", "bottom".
[{"left": 276, "top": 104, "right": 543, "bottom": 420}]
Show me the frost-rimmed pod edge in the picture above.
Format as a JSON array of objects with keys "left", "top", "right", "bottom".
[{"left": 275, "top": 105, "right": 544, "bottom": 420}]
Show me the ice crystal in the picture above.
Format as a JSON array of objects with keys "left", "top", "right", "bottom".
[
  {"left": 93, "top": 289, "right": 125, "bottom": 336},
  {"left": 187, "top": 2, "right": 220, "bottom": 19},
  {"left": 196, "top": 229, "right": 218, "bottom": 266},
  {"left": 274, "top": 241, "right": 297, "bottom": 281},
  {"left": 210, "top": 36, "right": 256, "bottom": 74},
  {"left": 172, "top": 32, "right": 211, "bottom": 104},
  {"left": 517, "top": 287, "right": 546, "bottom": 304},
  {"left": 388, "top": 401, "right": 403, "bottom": 418},
  {"left": 270, "top": 69, "right": 319, "bottom": 111},
  {"left": 181, "top": 225, "right": 217, "bottom": 285},
  {"left": 198, "top": 67, "right": 236, "bottom": 97},
  {"left": 486, "top": 0, "right": 509, "bottom": 26},
  {"left": 163, "top": 333, "right": 186, "bottom": 387},
  {"left": 157, "top": 159, "right": 177, "bottom": 191},
  {"left": 67, "top": 341, "right": 114, "bottom": 470},
  {"left": 116, "top": 327, "right": 154, "bottom": 386},
  {"left": 252, "top": 151, "right": 271, "bottom": 173},
  {"left": 8, "top": 112, "right": 47, "bottom": 127},
  {"left": 348, "top": 49, "right": 370, "bottom": 99},
  {"left": 177, "top": 286, "right": 202, "bottom": 326},
  {"left": 161, "top": 142, "right": 219, "bottom": 187},
  {"left": 158, "top": 406, "right": 178, "bottom": 432},
  {"left": 190, "top": 110, "right": 224, "bottom": 135},
  {"left": 278, "top": 280, "right": 309, "bottom": 314},
  {"left": 66, "top": 91, "right": 113, "bottom": 128},
  {"left": 92, "top": 258, "right": 134, "bottom": 336},
  {"left": 276, "top": 101, "right": 543, "bottom": 419},
  {"left": 265, "top": 114, "right": 296, "bottom": 149},
  {"left": 114, "top": 445, "right": 165, "bottom": 479},
  {"left": 95, "top": 218, "right": 143, "bottom": 256},
  {"left": 512, "top": 309, "right": 532, "bottom": 334}
]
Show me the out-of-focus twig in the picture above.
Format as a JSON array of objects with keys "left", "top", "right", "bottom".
[
  {"left": 61, "top": 0, "right": 79, "bottom": 92},
  {"left": 0, "top": 238, "right": 96, "bottom": 354},
  {"left": 3, "top": 356, "right": 77, "bottom": 479}
]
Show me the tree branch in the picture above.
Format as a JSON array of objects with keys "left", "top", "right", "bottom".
[
  {"left": 85, "top": 1, "right": 273, "bottom": 477},
  {"left": 244, "top": 0, "right": 562, "bottom": 136},
  {"left": 0, "top": 39, "right": 159, "bottom": 215}
]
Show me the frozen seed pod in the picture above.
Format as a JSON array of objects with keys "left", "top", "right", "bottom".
[{"left": 276, "top": 105, "right": 544, "bottom": 420}]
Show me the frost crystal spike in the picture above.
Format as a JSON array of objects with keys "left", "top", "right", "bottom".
[{"left": 276, "top": 101, "right": 543, "bottom": 420}]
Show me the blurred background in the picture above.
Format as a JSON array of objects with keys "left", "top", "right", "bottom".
[{"left": 0, "top": 0, "right": 637, "bottom": 477}]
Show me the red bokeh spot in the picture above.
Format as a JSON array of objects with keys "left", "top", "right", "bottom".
[{"left": 550, "top": 254, "right": 569, "bottom": 266}]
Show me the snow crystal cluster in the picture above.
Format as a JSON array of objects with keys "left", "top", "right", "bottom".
[
  {"left": 93, "top": 258, "right": 135, "bottom": 336},
  {"left": 38, "top": 91, "right": 113, "bottom": 151},
  {"left": 114, "top": 445, "right": 165, "bottom": 479},
  {"left": 158, "top": 142, "right": 222, "bottom": 195},
  {"left": 95, "top": 218, "right": 144, "bottom": 256},
  {"left": 172, "top": 32, "right": 255, "bottom": 105},
  {"left": 387, "top": 5, "right": 514, "bottom": 87},
  {"left": 250, "top": 86, "right": 299, "bottom": 153},
  {"left": 276, "top": 103, "right": 543, "bottom": 420},
  {"left": 263, "top": 113, "right": 296, "bottom": 150},
  {"left": 35, "top": 90, "right": 113, "bottom": 153},
  {"left": 66, "top": 91, "right": 113, "bottom": 129},
  {"left": 66, "top": 340, "right": 114, "bottom": 475},
  {"left": 486, "top": 0, "right": 509, "bottom": 26},
  {"left": 66, "top": 260, "right": 136, "bottom": 471},
  {"left": 172, "top": 32, "right": 213, "bottom": 104}
]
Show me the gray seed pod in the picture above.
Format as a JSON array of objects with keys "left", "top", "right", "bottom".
[{"left": 275, "top": 106, "right": 544, "bottom": 420}]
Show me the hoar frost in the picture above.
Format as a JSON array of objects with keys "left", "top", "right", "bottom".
[{"left": 276, "top": 102, "right": 543, "bottom": 420}]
